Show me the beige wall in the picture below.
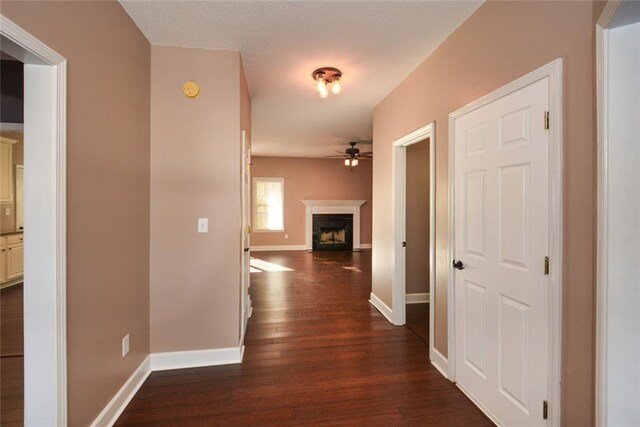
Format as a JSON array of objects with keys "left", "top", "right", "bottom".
[
  {"left": 405, "top": 140, "right": 429, "bottom": 295},
  {"left": 150, "top": 46, "right": 243, "bottom": 352},
  {"left": 372, "top": 1, "right": 605, "bottom": 425},
  {"left": 0, "top": 2, "right": 151, "bottom": 426},
  {"left": 250, "top": 157, "right": 372, "bottom": 247},
  {"left": 240, "top": 56, "right": 251, "bottom": 141}
]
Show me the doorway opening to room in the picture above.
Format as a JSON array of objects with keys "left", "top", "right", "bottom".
[
  {"left": 0, "top": 51, "right": 25, "bottom": 426},
  {"left": 1, "top": 16, "right": 68, "bottom": 426},
  {"left": 404, "top": 139, "right": 431, "bottom": 343},
  {"left": 390, "top": 123, "right": 436, "bottom": 347}
]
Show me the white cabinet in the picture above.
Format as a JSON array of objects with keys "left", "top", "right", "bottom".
[
  {"left": 0, "top": 137, "right": 16, "bottom": 203},
  {"left": 6, "top": 243, "right": 24, "bottom": 280},
  {"left": 0, "top": 233, "right": 23, "bottom": 285},
  {"left": 0, "top": 246, "right": 5, "bottom": 282}
]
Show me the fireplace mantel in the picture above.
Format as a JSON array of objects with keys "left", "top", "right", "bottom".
[{"left": 302, "top": 200, "right": 366, "bottom": 251}]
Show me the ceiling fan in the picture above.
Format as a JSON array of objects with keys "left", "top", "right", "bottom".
[{"left": 325, "top": 141, "right": 373, "bottom": 168}]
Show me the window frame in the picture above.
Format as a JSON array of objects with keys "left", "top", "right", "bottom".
[{"left": 252, "top": 176, "right": 285, "bottom": 233}]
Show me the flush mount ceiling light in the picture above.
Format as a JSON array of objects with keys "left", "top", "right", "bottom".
[{"left": 312, "top": 67, "right": 342, "bottom": 98}]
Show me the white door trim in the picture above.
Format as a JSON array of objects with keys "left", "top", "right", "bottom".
[
  {"left": 240, "top": 130, "right": 251, "bottom": 347},
  {"left": 595, "top": 3, "right": 640, "bottom": 425},
  {"left": 595, "top": 7, "right": 617, "bottom": 425},
  {"left": 1, "top": 15, "right": 68, "bottom": 426},
  {"left": 448, "top": 59, "right": 563, "bottom": 424},
  {"left": 391, "top": 123, "right": 436, "bottom": 345}
]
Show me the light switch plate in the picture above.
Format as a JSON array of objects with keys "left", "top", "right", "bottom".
[{"left": 198, "top": 218, "right": 209, "bottom": 233}]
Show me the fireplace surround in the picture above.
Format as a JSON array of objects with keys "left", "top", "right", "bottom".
[{"left": 302, "top": 200, "right": 366, "bottom": 251}]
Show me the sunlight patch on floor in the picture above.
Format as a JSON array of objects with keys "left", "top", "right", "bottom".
[
  {"left": 250, "top": 258, "right": 294, "bottom": 273},
  {"left": 342, "top": 266, "right": 362, "bottom": 273}
]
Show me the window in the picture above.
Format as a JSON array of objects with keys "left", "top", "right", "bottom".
[{"left": 253, "top": 177, "right": 284, "bottom": 232}]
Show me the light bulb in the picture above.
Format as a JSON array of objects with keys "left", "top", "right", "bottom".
[
  {"left": 344, "top": 158, "right": 350, "bottom": 166},
  {"left": 352, "top": 158, "right": 359, "bottom": 166},
  {"left": 319, "top": 85, "right": 328, "bottom": 98},
  {"left": 315, "top": 73, "right": 325, "bottom": 92},
  {"left": 331, "top": 76, "right": 341, "bottom": 94}
]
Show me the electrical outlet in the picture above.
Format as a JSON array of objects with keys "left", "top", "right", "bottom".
[{"left": 122, "top": 334, "right": 130, "bottom": 357}]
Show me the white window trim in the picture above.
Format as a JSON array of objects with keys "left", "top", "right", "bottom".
[{"left": 252, "top": 177, "right": 285, "bottom": 233}]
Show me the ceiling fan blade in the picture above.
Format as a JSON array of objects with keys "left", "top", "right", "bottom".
[
  {"left": 357, "top": 157, "right": 372, "bottom": 160},
  {"left": 324, "top": 155, "right": 348, "bottom": 158},
  {"left": 358, "top": 151, "right": 373, "bottom": 155}
]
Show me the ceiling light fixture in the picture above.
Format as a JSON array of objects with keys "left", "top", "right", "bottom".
[{"left": 312, "top": 67, "right": 342, "bottom": 98}]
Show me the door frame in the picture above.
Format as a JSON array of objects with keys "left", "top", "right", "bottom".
[
  {"left": 448, "top": 59, "right": 563, "bottom": 424},
  {"left": 391, "top": 122, "right": 436, "bottom": 342},
  {"left": 240, "top": 129, "right": 252, "bottom": 347},
  {"left": 1, "top": 15, "right": 68, "bottom": 425},
  {"left": 595, "top": 2, "right": 640, "bottom": 425}
]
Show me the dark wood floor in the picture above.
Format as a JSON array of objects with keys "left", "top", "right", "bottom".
[
  {"left": 405, "top": 303, "right": 429, "bottom": 344},
  {"left": 117, "top": 251, "right": 491, "bottom": 426},
  {"left": 1, "top": 283, "right": 24, "bottom": 427}
]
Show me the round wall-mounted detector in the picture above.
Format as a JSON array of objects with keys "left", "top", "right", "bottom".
[{"left": 183, "top": 81, "right": 200, "bottom": 99}]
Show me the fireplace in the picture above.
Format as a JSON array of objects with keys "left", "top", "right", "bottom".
[
  {"left": 302, "top": 200, "right": 366, "bottom": 251},
  {"left": 312, "top": 214, "right": 353, "bottom": 251}
]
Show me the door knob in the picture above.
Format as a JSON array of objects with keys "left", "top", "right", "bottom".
[{"left": 452, "top": 260, "right": 465, "bottom": 270}]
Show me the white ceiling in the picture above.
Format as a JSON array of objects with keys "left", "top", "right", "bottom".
[{"left": 120, "top": 1, "right": 482, "bottom": 158}]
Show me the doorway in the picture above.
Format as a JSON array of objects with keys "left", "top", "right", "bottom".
[
  {"left": 240, "top": 130, "right": 252, "bottom": 345},
  {"left": 448, "top": 59, "right": 563, "bottom": 425},
  {"left": 1, "top": 15, "right": 68, "bottom": 425},
  {"left": 1, "top": 54, "right": 26, "bottom": 424},
  {"left": 404, "top": 139, "right": 430, "bottom": 344},
  {"left": 391, "top": 122, "right": 436, "bottom": 355},
  {"left": 596, "top": 2, "right": 640, "bottom": 425}
]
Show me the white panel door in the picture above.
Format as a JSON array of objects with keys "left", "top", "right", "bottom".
[{"left": 454, "top": 77, "right": 549, "bottom": 425}]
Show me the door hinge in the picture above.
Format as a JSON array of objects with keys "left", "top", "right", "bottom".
[
  {"left": 544, "top": 111, "right": 550, "bottom": 130},
  {"left": 401, "top": 241, "right": 407, "bottom": 247},
  {"left": 543, "top": 400, "right": 548, "bottom": 420},
  {"left": 544, "top": 256, "right": 550, "bottom": 275}
]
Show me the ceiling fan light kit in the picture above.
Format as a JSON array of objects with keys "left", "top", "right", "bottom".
[
  {"left": 326, "top": 141, "right": 372, "bottom": 169},
  {"left": 312, "top": 67, "right": 342, "bottom": 98}
]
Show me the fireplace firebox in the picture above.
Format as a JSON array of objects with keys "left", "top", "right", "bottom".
[{"left": 312, "top": 214, "right": 353, "bottom": 251}]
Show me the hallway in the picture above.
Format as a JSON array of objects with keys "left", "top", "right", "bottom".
[{"left": 117, "top": 251, "right": 491, "bottom": 425}]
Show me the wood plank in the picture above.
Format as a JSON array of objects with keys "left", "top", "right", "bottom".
[{"left": 116, "top": 251, "right": 492, "bottom": 425}]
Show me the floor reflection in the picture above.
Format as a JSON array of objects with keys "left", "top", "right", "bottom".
[{"left": 250, "top": 257, "right": 294, "bottom": 273}]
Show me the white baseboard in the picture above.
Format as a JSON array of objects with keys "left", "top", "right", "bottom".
[
  {"left": 369, "top": 292, "right": 394, "bottom": 324},
  {"left": 150, "top": 347, "right": 243, "bottom": 371},
  {"left": 430, "top": 346, "right": 449, "bottom": 380},
  {"left": 90, "top": 356, "right": 151, "bottom": 427},
  {"left": 93, "top": 346, "right": 244, "bottom": 426},
  {"left": 406, "top": 292, "right": 430, "bottom": 304},
  {"left": 359, "top": 243, "right": 372, "bottom": 249},
  {"left": 250, "top": 245, "right": 306, "bottom": 252}
]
